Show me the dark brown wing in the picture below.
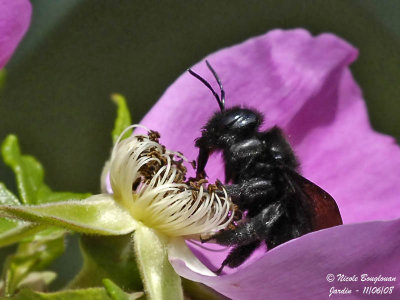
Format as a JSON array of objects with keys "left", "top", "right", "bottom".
[{"left": 288, "top": 170, "right": 343, "bottom": 230}]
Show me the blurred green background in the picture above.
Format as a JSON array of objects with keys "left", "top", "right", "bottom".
[{"left": 1, "top": 0, "right": 399, "bottom": 290}]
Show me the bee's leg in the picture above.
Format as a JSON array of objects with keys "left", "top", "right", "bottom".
[
  {"left": 201, "top": 218, "right": 258, "bottom": 245},
  {"left": 195, "top": 143, "right": 210, "bottom": 179},
  {"left": 221, "top": 183, "right": 241, "bottom": 201},
  {"left": 203, "top": 202, "right": 284, "bottom": 246},
  {"left": 239, "top": 178, "right": 278, "bottom": 217},
  {"left": 222, "top": 179, "right": 278, "bottom": 212},
  {"left": 215, "top": 240, "right": 261, "bottom": 275}
]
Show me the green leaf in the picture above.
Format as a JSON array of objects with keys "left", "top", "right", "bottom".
[
  {"left": 17, "top": 271, "right": 57, "bottom": 292},
  {"left": 0, "top": 69, "right": 6, "bottom": 91},
  {"left": 102, "top": 279, "right": 129, "bottom": 300},
  {"left": 2, "top": 231, "right": 65, "bottom": 296},
  {"left": 0, "top": 183, "right": 20, "bottom": 235},
  {"left": 9, "top": 287, "right": 111, "bottom": 300},
  {"left": 0, "top": 195, "right": 136, "bottom": 236},
  {"left": 0, "top": 222, "right": 44, "bottom": 248},
  {"left": 103, "top": 278, "right": 144, "bottom": 300},
  {"left": 0, "top": 137, "right": 89, "bottom": 247},
  {"left": 36, "top": 188, "right": 91, "bottom": 204},
  {"left": 28, "top": 226, "right": 67, "bottom": 242},
  {"left": 1, "top": 135, "right": 90, "bottom": 205},
  {"left": 134, "top": 225, "right": 183, "bottom": 300},
  {"left": 2, "top": 135, "right": 43, "bottom": 204},
  {"left": 0, "top": 183, "right": 19, "bottom": 206},
  {"left": 0, "top": 183, "right": 64, "bottom": 247},
  {"left": 0, "top": 182, "right": 47, "bottom": 248},
  {"left": 69, "top": 234, "right": 142, "bottom": 292},
  {"left": 111, "top": 94, "right": 132, "bottom": 144}
]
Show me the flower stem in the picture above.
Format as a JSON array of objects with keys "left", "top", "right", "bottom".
[{"left": 133, "top": 224, "right": 183, "bottom": 300}]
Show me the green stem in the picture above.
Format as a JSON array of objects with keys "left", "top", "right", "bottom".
[{"left": 133, "top": 224, "right": 183, "bottom": 300}]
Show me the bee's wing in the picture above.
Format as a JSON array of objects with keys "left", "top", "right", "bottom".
[{"left": 288, "top": 170, "right": 343, "bottom": 230}]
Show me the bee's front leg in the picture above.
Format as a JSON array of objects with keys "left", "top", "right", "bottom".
[{"left": 201, "top": 202, "right": 284, "bottom": 246}]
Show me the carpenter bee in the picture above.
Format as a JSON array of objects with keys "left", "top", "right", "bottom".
[{"left": 189, "top": 61, "right": 343, "bottom": 274}]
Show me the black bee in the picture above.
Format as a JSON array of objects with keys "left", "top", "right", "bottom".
[{"left": 189, "top": 61, "right": 343, "bottom": 274}]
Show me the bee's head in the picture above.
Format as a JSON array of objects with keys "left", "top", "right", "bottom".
[
  {"left": 189, "top": 61, "right": 262, "bottom": 177},
  {"left": 196, "top": 107, "right": 262, "bottom": 150}
]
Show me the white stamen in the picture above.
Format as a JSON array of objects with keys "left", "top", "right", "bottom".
[{"left": 109, "top": 127, "right": 234, "bottom": 237}]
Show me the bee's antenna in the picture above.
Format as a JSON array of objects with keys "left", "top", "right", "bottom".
[
  {"left": 205, "top": 60, "right": 225, "bottom": 111},
  {"left": 188, "top": 63, "right": 225, "bottom": 111}
]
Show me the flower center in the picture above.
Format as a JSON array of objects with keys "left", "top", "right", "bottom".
[{"left": 109, "top": 126, "right": 233, "bottom": 237}]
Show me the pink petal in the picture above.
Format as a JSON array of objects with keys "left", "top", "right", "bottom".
[
  {"left": 0, "top": 0, "right": 32, "bottom": 69},
  {"left": 171, "top": 218, "right": 400, "bottom": 300},
  {"left": 142, "top": 30, "right": 400, "bottom": 294},
  {"left": 141, "top": 29, "right": 400, "bottom": 223},
  {"left": 293, "top": 68, "right": 400, "bottom": 223}
]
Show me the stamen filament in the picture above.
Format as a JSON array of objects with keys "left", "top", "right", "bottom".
[{"left": 109, "top": 127, "right": 234, "bottom": 237}]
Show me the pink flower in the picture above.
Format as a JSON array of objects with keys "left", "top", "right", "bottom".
[
  {"left": 0, "top": 0, "right": 31, "bottom": 69},
  {"left": 140, "top": 29, "right": 400, "bottom": 299}
]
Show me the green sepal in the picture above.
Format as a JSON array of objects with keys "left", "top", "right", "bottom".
[
  {"left": 103, "top": 278, "right": 144, "bottom": 300},
  {"left": 134, "top": 224, "right": 183, "bottom": 300},
  {"left": 69, "top": 234, "right": 142, "bottom": 292},
  {"left": 0, "top": 195, "right": 136, "bottom": 236},
  {"left": 8, "top": 287, "right": 111, "bottom": 300},
  {"left": 111, "top": 94, "right": 132, "bottom": 144}
]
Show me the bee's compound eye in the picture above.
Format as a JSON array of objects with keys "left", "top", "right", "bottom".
[
  {"left": 221, "top": 113, "right": 241, "bottom": 129},
  {"left": 221, "top": 109, "right": 260, "bottom": 132}
]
